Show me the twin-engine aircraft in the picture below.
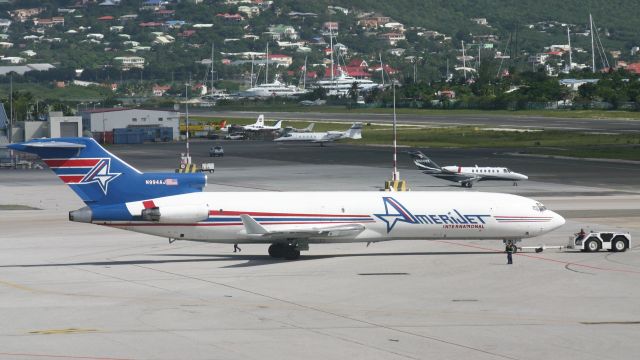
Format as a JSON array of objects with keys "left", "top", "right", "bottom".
[
  {"left": 9, "top": 138, "right": 562, "bottom": 260},
  {"left": 409, "top": 151, "right": 528, "bottom": 188},
  {"left": 273, "top": 122, "right": 362, "bottom": 144}
]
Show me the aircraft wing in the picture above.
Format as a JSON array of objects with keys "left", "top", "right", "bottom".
[{"left": 240, "top": 214, "right": 365, "bottom": 240}]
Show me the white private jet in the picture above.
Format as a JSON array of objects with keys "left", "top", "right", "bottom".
[
  {"left": 9, "top": 138, "right": 563, "bottom": 260},
  {"left": 243, "top": 114, "right": 283, "bottom": 131},
  {"left": 274, "top": 122, "right": 362, "bottom": 145},
  {"left": 410, "top": 151, "right": 528, "bottom": 188}
]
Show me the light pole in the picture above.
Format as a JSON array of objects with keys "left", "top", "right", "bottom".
[{"left": 392, "top": 82, "right": 399, "bottom": 181}]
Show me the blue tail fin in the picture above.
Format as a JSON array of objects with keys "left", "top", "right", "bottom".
[{"left": 9, "top": 137, "right": 206, "bottom": 206}]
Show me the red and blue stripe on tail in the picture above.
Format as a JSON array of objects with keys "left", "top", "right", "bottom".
[{"left": 9, "top": 137, "right": 206, "bottom": 206}]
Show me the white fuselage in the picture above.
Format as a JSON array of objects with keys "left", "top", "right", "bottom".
[
  {"left": 103, "top": 191, "right": 564, "bottom": 244},
  {"left": 273, "top": 131, "right": 342, "bottom": 142},
  {"left": 441, "top": 166, "right": 528, "bottom": 181}
]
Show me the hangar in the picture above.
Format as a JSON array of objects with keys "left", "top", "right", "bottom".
[{"left": 80, "top": 108, "right": 180, "bottom": 143}]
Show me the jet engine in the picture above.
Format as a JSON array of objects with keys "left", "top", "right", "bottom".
[{"left": 141, "top": 205, "right": 209, "bottom": 223}]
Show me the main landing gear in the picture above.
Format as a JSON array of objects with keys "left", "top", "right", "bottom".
[
  {"left": 268, "top": 243, "right": 301, "bottom": 260},
  {"left": 461, "top": 182, "right": 473, "bottom": 188}
]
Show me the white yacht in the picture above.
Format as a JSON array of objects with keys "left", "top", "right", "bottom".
[
  {"left": 238, "top": 79, "right": 309, "bottom": 98},
  {"left": 313, "top": 69, "right": 380, "bottom": 96}
]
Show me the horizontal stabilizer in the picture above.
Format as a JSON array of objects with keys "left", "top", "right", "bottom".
[{"left": 240, "top": 214, "right": 269, "bottom": 235}]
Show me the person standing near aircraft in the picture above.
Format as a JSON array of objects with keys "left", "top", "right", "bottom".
[
  {"left": 505, "top": 241, "right": 516, "bottom": 265},
  {"left": 234, "top": 243, "right": 241, "bottom": 253}
]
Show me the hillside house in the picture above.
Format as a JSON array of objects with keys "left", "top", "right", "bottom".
[
  {"left": 114, "top": 56, "right": 145, "bottom": 70},
  {"left": 266, "top": 24, "right": 298, "bottom": 40},
  {"left": 216, "top": 13, "right": 244, "bottom": 22},
  {"left": 152, "top": 84, "right": 171, "bottom": 96},
  {"left": 238, "top": 6, "right": 260, "bottom": 18},
  {"left": 378, "top": 33, "right": 406, "bottom": 46},
  {"left": 11, "top": 8, "right": 44, "bottom": 22}
]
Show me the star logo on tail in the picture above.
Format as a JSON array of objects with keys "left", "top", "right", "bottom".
[
  {"left": 374, "top": 197, "right": 418, "bottom": 233},
  {"left": 81, "top": 158, "right": 121, "bottom": 194}
]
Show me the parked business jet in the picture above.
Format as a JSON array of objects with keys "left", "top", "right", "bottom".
[
  {"left": 409, "top": 150, "right": 528, "bottom": 188},
  {"left": 243, "top": 114, "right": 282, "bottom": 131},
  {"left": 9, "top": 138, "right": 563, "bottom": 260},
  {"left": 274, "top": 122, "right": 362, "bottom": 144}
]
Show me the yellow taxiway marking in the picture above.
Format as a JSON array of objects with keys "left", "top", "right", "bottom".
[{"left": 28, "top": 328, "right": 98, "bottom": 335}]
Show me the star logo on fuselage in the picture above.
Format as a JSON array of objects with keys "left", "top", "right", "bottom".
[
  {"left": 81, "top": 158, "right": 121, "bottom": 194},
  {"left": 374, "top": 197, "right": 418, "bottom": 233}
]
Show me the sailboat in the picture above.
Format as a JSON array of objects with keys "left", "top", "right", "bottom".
[{"left": 202, "top": 42, "right": 230, "bottom": 101}]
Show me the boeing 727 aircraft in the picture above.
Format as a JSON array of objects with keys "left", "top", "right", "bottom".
[
  {"left": 9, "top": 138, "right": 563, "bottom": 260},
  {"left": 409, "top": 150, "right": 528, "bottom": 188},
  {"left": 274, "top": 122, "right": 362, "bottom": 144}
]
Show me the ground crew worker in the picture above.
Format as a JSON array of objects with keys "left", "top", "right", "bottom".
[
  {"left": 234, "top": 243, "right": 241, "bottom": 253},
  {"left": 505, "top": 241, "right": 516, "bottom": 265}
]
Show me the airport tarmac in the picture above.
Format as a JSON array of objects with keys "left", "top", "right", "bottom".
[{"left": 1, "top": 141, "right": 639, "bottom": 360}]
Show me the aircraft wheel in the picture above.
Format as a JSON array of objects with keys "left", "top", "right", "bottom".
[
  {"left": 283, "top": 245, "right": 301, "bottom": 260},
  {"left": 268, "top": 243, "right": 285, "bottom": 258}
]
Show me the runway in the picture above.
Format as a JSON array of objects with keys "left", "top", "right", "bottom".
[
  {"left": 196, "top": 110, "right": 640, "bottom": 133},
  {"left": 1, "top": 140, "right": 639, "bottom": 360}
]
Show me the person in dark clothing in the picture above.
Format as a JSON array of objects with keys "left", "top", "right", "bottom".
[
  {"left": 234, "top": 243, "right": 241, "bottom": 252},
  {"left": 505, "top": 241, "right": 516, "bottom": 265},
  {"left": 576, "top": 228, "right": 586, "bottom": 240}
]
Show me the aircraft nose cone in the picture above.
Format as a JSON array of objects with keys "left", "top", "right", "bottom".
[
  {"left": 551, "top": 211, "right": 565, "bottom": 229},
  {"left": 520, "top": 174, "right": 529, "bottom": 180}
]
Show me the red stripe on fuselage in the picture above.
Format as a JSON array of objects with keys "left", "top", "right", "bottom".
[
  {"left": 44, "top": 159, "right": 101, "bottom": 168},
  {"left": 143, "top": 200, "right": 156, "bottom": 209},
  {"left": 209, "top": 210, "right": 371, "bottom": 218}
]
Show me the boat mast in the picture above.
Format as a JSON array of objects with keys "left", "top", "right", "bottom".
[
  {"left": 379, "top": 52, "right": 385, "bottom": 87},
  {"left": 567, "top": 27, "right": 572, "bottom": 71},
  {"left": 265, "top": 42, "right": 269, "bottom": 83},
  {"left": 462, "top": 40, "right": 467, "bottom": 81},
  {"left": 302, "top": 55, "right": 307, "bottom": 89},
  {"left": 250, "top": 54, "right": 254, "bottom": 87},
  {"left": 329, "top": 28, "right": 334, "bottom": 81},
  {"left": 210, "top": 42, "right": 215, "bottom": 94},
  {"left": 590, "top": 13, "right": 595, "bottom": 73}
]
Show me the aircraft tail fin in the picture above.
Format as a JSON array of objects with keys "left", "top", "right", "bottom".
[
  {"left": 408, "top": 150, "right": 441, "bottom": 172},
  {"left": 305, "top": 123, "right": 315, "bottom": 132},
  {"left": 273, "top": 120, "right": 283, "bottom": 129},
  {"left": 8, "top": 137, "right": 206, "bottom": 206},
  {"left": 345, "top": 122, "right": 362, "bottom": 139},
  {"left": 255, "top": 114, "right": 264, "bottom": 127}
]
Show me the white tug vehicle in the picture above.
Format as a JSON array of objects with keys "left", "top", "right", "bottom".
[{"left": 569, "top": 231, "right": 631, "bottom": 252}]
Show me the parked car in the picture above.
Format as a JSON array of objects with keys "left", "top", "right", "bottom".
[
  {"left": 209, "top": 146, "right": 224, "bottom": 157},
  {"left": 225, "top": 133, "right": 245, "bottom": 140}
]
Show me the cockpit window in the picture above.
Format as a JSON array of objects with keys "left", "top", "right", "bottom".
[{"left": 533, "top": 202, "right": 547, "bottom": 212}]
